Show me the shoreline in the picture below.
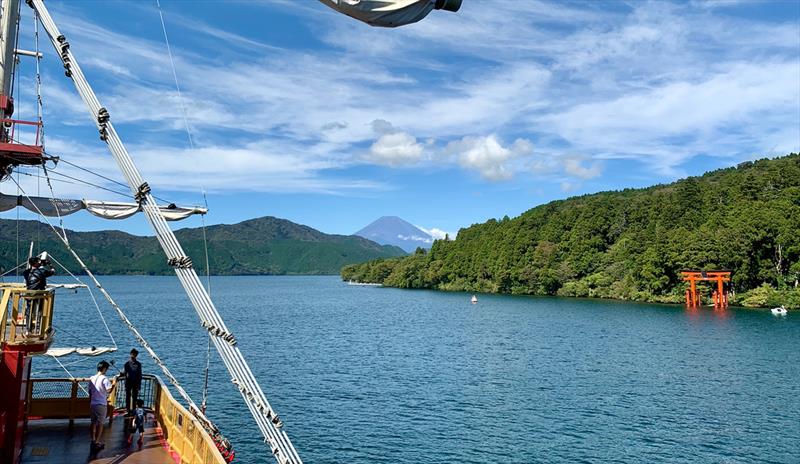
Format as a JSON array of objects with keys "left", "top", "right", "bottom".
[{"left": 339, "top": 279, "right": 796, "bottom": 311}]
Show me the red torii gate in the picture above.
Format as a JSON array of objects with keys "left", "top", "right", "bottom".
[{"left": 681, "top": 270, "right": 731, "bottom": 309}]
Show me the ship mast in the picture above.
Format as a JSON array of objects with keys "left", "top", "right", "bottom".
[
  {"left": 0, "top": 0, "right": 47, "bottom": 178},
  {"left": 0, "top": 0, "right": 19, "bottom": 120},
  {"left": 26, "top": 1, "right": 302, "bottom": 462}
]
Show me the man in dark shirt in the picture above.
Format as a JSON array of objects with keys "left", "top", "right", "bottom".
[
  {"left": 23, "top": 256, "right": 55, "bottom": 290},
  {"left": 124, "top": 348, "right": 143, "bottom": 414},
  {"left": 21, "top": 255, "right": 55, "bottom": 335}
]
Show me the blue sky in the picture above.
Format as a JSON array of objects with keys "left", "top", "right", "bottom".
[{"left": 1, "top": 0, "right": 798, "bottom": 239}]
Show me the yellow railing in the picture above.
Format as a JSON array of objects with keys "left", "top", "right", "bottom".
[
  {"left": 28, "top": 375, "right": 226, "bottom": 464},
  {"left": 153, "top": 378, "right": 227, "bottom": 464},
  {"left": 0, "top": 283, "right": 54, "bottom": 352},
  {"left": 27, "top": 377, "right": 92, "bottom": 425}
]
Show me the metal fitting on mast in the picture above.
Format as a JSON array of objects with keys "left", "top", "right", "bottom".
[{"left": 55, "top": 34, "right": 72, "bottom": 77}]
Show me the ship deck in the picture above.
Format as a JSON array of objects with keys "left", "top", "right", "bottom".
[{"left": 22, "top": 417, "right": 177, "bottom": 464}]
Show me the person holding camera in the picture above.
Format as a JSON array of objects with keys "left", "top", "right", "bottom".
[
  {"left": 21, "top": 254, "right": 55, "bottom": 336},
  {"left": 23, "top": 254, "right": 55, "bottom": 290}
]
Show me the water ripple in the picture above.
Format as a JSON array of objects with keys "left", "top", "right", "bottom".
[{"left": 35, "top": 276, "right": 800, "bottom": 464}]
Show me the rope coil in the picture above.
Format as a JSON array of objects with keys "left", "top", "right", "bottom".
[
  {"left": 167, "top": 256, "right": 193, "bottom": 268},
  {"left": 55, "top": 34, "right": 71, "bottom": 77},
  {"left": 200, "top": 320, "right": 237, "bottom": 345},
  {"left": 97, "top": 107, "right": 109, "bottom": 141},
  {"left": 134, "top": 182, "right": 151, "bottom": 203}
]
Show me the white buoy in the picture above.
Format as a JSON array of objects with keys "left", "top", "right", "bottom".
[
  {"left": 470, "top": 295, "right": 478, "bottom": 304},
  {"left": 771, "top": 305, "right": 788, "bottom": 316}
]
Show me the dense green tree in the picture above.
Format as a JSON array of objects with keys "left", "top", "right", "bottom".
[{"left": 342, "top": 154, "right": 800, "bottom": 308}]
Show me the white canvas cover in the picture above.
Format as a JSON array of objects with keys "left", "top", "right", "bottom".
[
  {"left": 46, "top": 346, "right": 117, "bottom": 357},
  {"left": 0, "top": 193, "right": 206, "bottom": 221},
  {"left": 84, "top": 200, "right": 205, "bottom": 221}
]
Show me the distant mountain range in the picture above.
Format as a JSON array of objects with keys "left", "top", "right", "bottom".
[
  {"left": 355, "top": 216, "right": 432, "bottom": 253},
  {"left": 0, "top": 216, "right": 405, "bottom": 275}
]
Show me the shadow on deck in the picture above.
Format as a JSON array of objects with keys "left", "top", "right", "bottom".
[{"left": 23, "top": 417, "right": 177, "bottom": 464}]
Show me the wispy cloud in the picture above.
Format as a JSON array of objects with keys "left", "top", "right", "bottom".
[{"left": 22, "top": 0, "right": 799, "bottom": 199}]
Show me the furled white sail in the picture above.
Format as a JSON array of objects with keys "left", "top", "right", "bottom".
[
  {"left": 46, "top": 346, "right": 117, "bottom": 357},
  {"left": 0, "top": 193, "right": 206, "bottom": 220},
  {"left": 319, "top": 0, "right": 461, "bottom": 27}
]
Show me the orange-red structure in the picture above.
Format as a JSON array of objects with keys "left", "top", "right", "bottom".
[{"left": 681, "top": 270, "right": 731, "bottom": 309}]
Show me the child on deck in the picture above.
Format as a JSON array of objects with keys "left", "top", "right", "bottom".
[{"left": 127, "top": 399, "right": 148, "bottom": 446}]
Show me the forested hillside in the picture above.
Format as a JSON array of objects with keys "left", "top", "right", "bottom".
[
  {"left": 342, "top": 155, "right": 800, "bottom": 308},
  {"left": 0, "top": 216, "right": 405, "bottom": 275}
]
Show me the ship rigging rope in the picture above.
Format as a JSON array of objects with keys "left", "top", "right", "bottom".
[
  {"left": 51, "top": 354, "right": 90, "bottom": 395},
  {"left": 200, "top": 190, "right": 212, "bottom": 412},
  {"left": 7, "top": 174, "right": 221, "bottom": 438},
  {"left": 7, "top": 136, "right": 179, "bottom": 204},
  {"left": 47, "top": 252, "right": 117, "bottom": 350},
  {"left": 28, "top": 2, "right": 303, "bottom": 462},
  {"left": 155, "top": 0, "right": 195, "bottom": 151},
  {"left": 12, "top": 168, "right": 132, "bottom": 199},
  {"left": 156, "top": 5, "right": 211, "bottom": 415},
  {"left": 0, "top": 261, "right": 26, "bottom": 279}
]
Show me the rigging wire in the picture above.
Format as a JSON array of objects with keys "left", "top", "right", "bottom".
[
  {"left": 35, "top": 8, "right": 43, "bottom": 251},
  {"left": 38, "top": 168, "right": 132, "bottom": 199},
  {"left": 48, "top": 252, "right": 117, "bottom": 350},
  {"left": 34, "top": 8, "right": 44, "bottom": 146},
  {"left": 31, "top": 10, "right": 70, "bottom": 244},
  {"left": 36, "top": 166, "right": 40, "bottom": 250},
  {"left": 48, "top": 158, "right": 178, "bottom": 204},
  {"left": 201, "top": 191, "right": 211, "bottom": 294},
  {"left": 51, "top": 355, "right": 90, "bottom": 395},
  {"left": 31, "top": 354, "right": 93, "bottom": 376},
  {"left": 38, "top": 154, "right": 180, "bottom": 204},
  {"left": 57, "top": 158, "right": 132, "bottom": 192},
  {"left": 16, "top": 170, "right": 20, "bottom": 276},
  {"left": 200, "top": 189, "right": 211, "bottom": 412},
  {"left": 13, "top": 169, "right": 131, "bottom": 198},
  {"left": 6, "top": 132, "right": 183, "bottom": 205},
  {"left": 8, "top": 173, "right": 222, "bottom": 437},
  {"left": 50, "top": 323, "right": 96, "bottom": 347},
  {"left": 42, "top": 162, "right": 70, "bottom": 243},
  {"left": 158, "top": 0, "right": 216, "bottom": 416},
  {"left": 155, "top": 0, "right": 195, "bottom": 151},
  {"left": 0, "top": 261, "right": 27, "bottom": 280}
]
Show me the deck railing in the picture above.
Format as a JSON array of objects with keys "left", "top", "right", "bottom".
[
  {"left": 0, "top": 283, "right": 54, "bottom": 352},
  {"left": 27, "top": 377, "right": 93, "bottom": 424},
  {"left": 28, "top": 374, "right": 226, "bottom": 463}
]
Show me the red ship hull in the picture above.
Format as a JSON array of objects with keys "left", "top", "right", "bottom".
[{"left": 0, "top": 350, "right": 31, "bottom": 464}]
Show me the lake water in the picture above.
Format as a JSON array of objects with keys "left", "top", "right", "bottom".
[{"left": 33, "top": 275, "right": 800, "bottom": 463}]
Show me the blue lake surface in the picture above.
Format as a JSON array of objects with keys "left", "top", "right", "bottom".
[{"left": 31, "top": 275, "right": 800, "bottom": 463}]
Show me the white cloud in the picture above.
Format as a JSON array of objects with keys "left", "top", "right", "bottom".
[
  {"left": 363, "top": 120, "right": 424, "bottom": 166},
  {"left": 415, "top": 225, "right": 455, "bottom": 241},
  {"left": 446, "top": 135, "right": 533, "bottom": 181},
  {"left": 368, "top": 133, "right": 424, "bottom": 166},
  {"left": 563, "top": 156, "right": 603, "bottom": 180},
  {"left": 396, "top": 234, "right": 432, "bottom": 244}
]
